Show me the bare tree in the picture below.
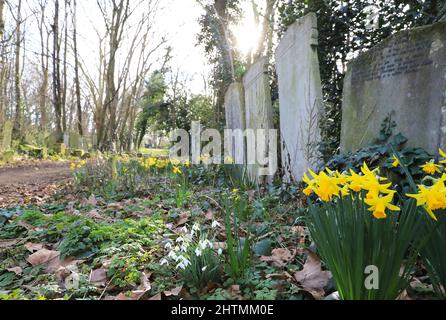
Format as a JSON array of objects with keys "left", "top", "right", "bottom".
[
  {"left": 12, "top": 0, "right": 23, "bottom": 140},
  {"left": 72, "top": 0, "right": 83, "bottom": 136},
  {"left": 52, "top": 0, "right": 63, "bottom": 142}
]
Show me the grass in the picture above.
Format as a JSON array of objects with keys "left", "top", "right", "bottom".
[{"left": 139, "top": 148, "right": 169, "bottom": 157}]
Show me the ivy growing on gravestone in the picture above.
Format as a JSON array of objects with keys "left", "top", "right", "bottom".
[{"left": 277, "top": 0, "right": 446, "bottom": 160}]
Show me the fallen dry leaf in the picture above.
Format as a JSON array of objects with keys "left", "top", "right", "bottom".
[
  {"left": 24, "top": 242, "right": 44, "bottom": 253},
  {"left": 260, "top": 248, "right": 296, "bottom": 268},
  {"left": 0, "top": 239, "right": 20, "bottom": 249},
  {"left": 294, "top": 251, "right": 332, "bottom": 300},
  {"left": 174, "top": 212, "right": 190, "bottom": 228},
  {"left": 116, "top": 290, "right": 147, "bottom": 301},
  {"left": 85, "top": 194, "right": 98, "bottom": 206},
  {"left": 7, "top": 267, "right": 23, "bottom": 275},
  {"left": 164, "top": 286, "right": 183, "bottom": 297},
  {"left": 89, "top": 268, "right": 108, "bottom": 287},
  {"left": 26, "top": 249, "right": 61, "bottom": 273}
]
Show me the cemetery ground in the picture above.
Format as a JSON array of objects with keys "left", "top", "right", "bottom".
[{"left": 0, "top": 151, "right": 442, "bottom": 301}]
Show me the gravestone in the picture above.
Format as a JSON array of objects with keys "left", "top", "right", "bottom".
[
  {"left": 1, "top": 120, "right": 13, "bottom": 151},
  {"left": 276, "top": 13, "right": 323, "bottom": 182},
  {"left": 243, "top": 57, "right": 275, "bottom": 181},
  {"left": 341, "top": 21, "right": 446, "bottom": 154},
  {"left": 224, "top": 82, "right": 246, "bottom": 164}
]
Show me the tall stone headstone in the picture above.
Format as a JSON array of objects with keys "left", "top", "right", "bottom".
[
  {"left": 243, "top": 57, "right": 275, "bottom": 181},
  {"left": 276, "top": 13, "right": 323, "bottom": 182},
  {"left": 1, "top": 120, "right": 13, "bottom": 151},
  {"left": 341, "top": 21, "right": 446, "bottom": 154},
  {"left": 224, "top": 82, "right": 246, "bottom": 164}
]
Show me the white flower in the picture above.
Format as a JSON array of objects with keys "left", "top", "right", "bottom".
[
  {"left": 192, "top": 223, "right": 200, "bottom": 232},
  {"left": 217, "top": 248, "right": 223, "bottom": 256},
  {"left": 181, "top": 226, "right": 188, "bottom": 234},
  {"left": 165, "top": 242, "right": 172, "bottom": 250},
  {"left": 211, "top": 221, "right": 221, "bottom": 229},
  {"left": 201, "top": 266, "right": 208, "bottom": 272},
  {"left": 176, "top": 237, "right": 185, "bottom": 243},
  {"left": 160, "top": 259, "right": 169, "bottom": 266},
  {"left": 176, "top": 262, "right": 186, "bottom": 270},
  {"left": 199, "top": 240, "right": 207, "bottom": 250},
  {"left": 181, "top": 244, "right": 188, "bottom": 252},
  {"left": 168, "top": 251, "right": 178, "bottom": 261},
  {"left": 195, "top": 248, "right": 202, "bottom": 257}
]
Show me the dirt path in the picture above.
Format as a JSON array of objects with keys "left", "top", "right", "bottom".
[{"left": 0, "top": 161, "right": 72, "bottom": 208}]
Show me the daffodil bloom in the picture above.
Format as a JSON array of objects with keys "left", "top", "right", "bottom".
[
  {"left": 391, "top": 155, "right": 400, "bottom": 168},
  {"left": 148, "top": 158, "right": 157, "bottom": 167},
  {"left": 183, "top": 160, "right": 191, "bottom": 168},
  {"left": 70, "top": 163, "right": 76, "bottom": 170},
  {"left": 364, "top": 190, "right": 400, "bottom": 219},
  {"left": 407, "top": 177, "right": 446, "bottom": 221},
  {"left": 171, "top": 159, "right": 181, "bottom": 166},
  {"left": 173, "top": 166, "right": 182, "bottom": 175},
  {"left": 421, "top": 161, "right": 442, "bottom": 175},
  {"left": 313, "top": 171, "right": 342, "bottom": 202},
  {"left": 346, "top": 170, "right": 366, "bottom": 193}
]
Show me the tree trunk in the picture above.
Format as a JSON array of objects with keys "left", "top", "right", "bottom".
[
  {"left": 52, "top": 0, "right": 63, "bottom": 142},
  {"left": 0, "top": 0, "right": 5, "bottom": 127},
  {"left": 72, "top": 0, "right": 83, "bottom": 136},
  {"left": 12, "top": 0, "right": 23, "bottom": 141}
]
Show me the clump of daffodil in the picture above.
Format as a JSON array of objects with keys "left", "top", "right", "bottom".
[
  {"left": 303, "top": 163, "right": 400, "bottom": 219},
  {"left": 71, "top": 160, "right": 86, "bottom": 170},
  {"left": 421, "top": 160, "right": 443, "bottom": 175}
]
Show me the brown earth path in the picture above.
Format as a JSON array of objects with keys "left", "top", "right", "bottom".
[{"left": 0, "top": 161, "right": 72, "bottom": 208}]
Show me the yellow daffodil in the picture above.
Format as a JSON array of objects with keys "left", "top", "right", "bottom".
[
  {"left": 421, "top": 161, "right": 442, "bottom": 175},
  {"left": 346, "top": 170, "right": 366, "bottom": 193},
  {"left": 183, "top": 159, "right": 191, "bottom": 168},
  {"left": 364, "top": 190, "right": 400, "bottom": 219},
  {"left": 70, "top": 163, "right": 76, "bottom": 170},
  {"left": 313, "top": 171, "right": 342, "bottom": 202},
  {"left": 407, "top": 177, "right": 446, "bottom": 221},
  {"left": 391, "top": 155, "right": 400, "bottom": 168},
  {"left": 156, "top": 159, "right": 167, "bottom": 169},
  {"left": 148, "top": 158, "right": 157, "bottom": 167},
  {"left": 303, "top": 172, "right": 318, "bottom": 196},
  {"left": 173, "top": 166, "right": 182, "bottom": 175}
]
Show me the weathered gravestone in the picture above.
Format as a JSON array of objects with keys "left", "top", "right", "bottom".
[
  {"left": 243, "top": 57, "right": 276, "bottom": 181},
  {"left": 1, "top": 120, "right": 13, "bottom": 151},
  {"left": 276, "top": 13, "right": 323, "bottom": 182},
  {"left": 341, "top": 21, "right": 446, "bottom": 154},
  {"left": 224, "top": 82, "right": 246, "bottom": 164}
]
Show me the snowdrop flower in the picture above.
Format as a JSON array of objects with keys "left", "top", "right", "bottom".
[
  {"left": 217, "top": 248, "right": 223, "bottom": 256},
  {"left": 176, "top": 262, "right": 186, "bottom": 270},
  {"left": 176, "top": 237, "right": 185, "bottom": 243},
  {"left": 160, "top": 259, "right": 169, "bottom": 266},
  {"left": 195, "top": 247, "right": 202, "bottom": 257},
  {"left": 181, "top": 226, "right": 188, "bottom": 234},
  {"left": 192, "top": 223, "right": 200, "bottom": 233},
  {"left": 211, "top": 221, "right": 221, "bottom": 229},
  {"left": 168, "top": 251, "right": 178, "bottom": 261},
  {"left": 181, "top": 244, "right": 188, "bottom": 253},
  {"left": 165, "top": 242, "right": 172, "bottom": 250},
  {"left": 202, "top": 266, "right": 208, "bottom": 272}
]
